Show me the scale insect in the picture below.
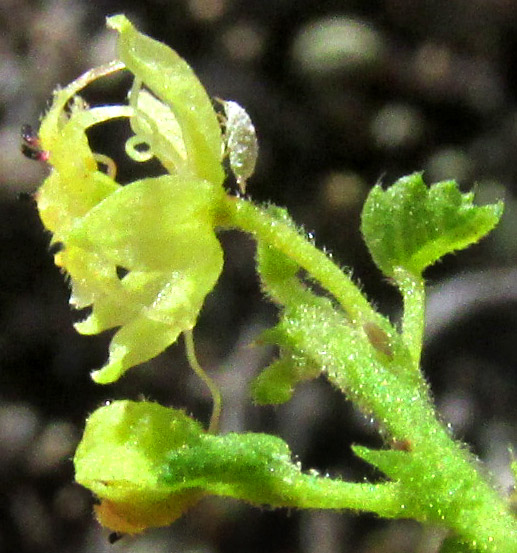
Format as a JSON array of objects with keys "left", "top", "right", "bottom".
[{"left": 218, "top": 99, "right": 258, "bottom": 194}]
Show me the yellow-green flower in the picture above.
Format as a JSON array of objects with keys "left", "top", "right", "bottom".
[{"left": 35, "top": 15, "right": 227, "bottom": 383}]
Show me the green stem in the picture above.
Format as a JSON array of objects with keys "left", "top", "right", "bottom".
[
  {"left": 293, "top": 465, "right": 517, "bottom": 553},
  {"left": 215, "top": 194, "right": 517, "bottom": 552},
  {"left": 252, "top": 478, "right": 408, "bottom": 519},
  {"left": 327, "top": 351, "right": 517, "bottom": 552},
  {"left": 394, "top": 267, "right": 426, "bottom": 367},
  {"left": 183, "top": 330, "right": 221, "bottom": 434},
  {"left": 219, "top": 196, "right": 377, "bottom": 324}
]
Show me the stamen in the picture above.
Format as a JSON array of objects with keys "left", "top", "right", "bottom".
[
  {"left": 93, "top": 153, "right": 118, "bottom": 179},
  {"left": 125, "top": 135, "right": 154, "bottom": 162}
]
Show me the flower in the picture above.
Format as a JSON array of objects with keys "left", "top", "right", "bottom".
[{"left": 35, "top": 16, "right": 227, "bottom": 383}]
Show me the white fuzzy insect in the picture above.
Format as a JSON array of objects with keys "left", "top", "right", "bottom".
[{"left": 219, "top": 99, "right": 258, "bottom": 194}]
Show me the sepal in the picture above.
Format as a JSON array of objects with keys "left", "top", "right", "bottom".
[{"left": 74, "top": 400, "right": 205, "bottom": 534}]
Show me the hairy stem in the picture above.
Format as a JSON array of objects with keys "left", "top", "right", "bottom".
[
  {"left": 219, "top": 196, "right": 378, "bottom": 324},
  {"left": 394, "top": 267, "right": 426, "bottom": 368}
]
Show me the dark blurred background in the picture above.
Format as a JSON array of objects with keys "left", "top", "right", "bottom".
[{"left": 2, "top": 1, "right": 517, "bottom": 552}]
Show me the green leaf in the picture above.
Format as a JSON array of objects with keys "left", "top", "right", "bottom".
[{"left": 360, "top": 173, "right": 503, "bottom": 278}]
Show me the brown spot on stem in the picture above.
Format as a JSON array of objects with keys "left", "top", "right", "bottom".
[{"left": 363, "top": 322, "right": 393, "bottom": 359}]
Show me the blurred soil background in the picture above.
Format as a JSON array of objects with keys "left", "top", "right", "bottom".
[{"left": 2, "top": 1, "right": 517, "bottom": 552}]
